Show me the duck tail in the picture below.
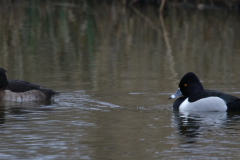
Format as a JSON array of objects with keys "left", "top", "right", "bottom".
[{"left": 39, "top": 89, "right": 60, "bottom": 100}]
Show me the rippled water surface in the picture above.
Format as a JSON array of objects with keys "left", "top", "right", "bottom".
[{"left": 0, "top": 1, "right": 240, "bottom": 159}]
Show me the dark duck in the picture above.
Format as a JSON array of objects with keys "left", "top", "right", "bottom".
[
  {"left": 0, "top": 68, "right": 58, "bottom": 102},
  {"left": 169, "top": 72, "right": 240, "bottom": 112}
]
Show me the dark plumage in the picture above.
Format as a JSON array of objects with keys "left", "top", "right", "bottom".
[
  {"left": 0, "top": 68, "right": 8, "bottom": 89},
  {"left": 170, "top": 72, "right": 240, "bottom": 112},
  {"left": 0, "top": 68, "right": 59, "bottom": 101}
]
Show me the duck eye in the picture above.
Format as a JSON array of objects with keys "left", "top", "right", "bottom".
[{"left": 184, "top": 84, "right": 187, "bottom": 87}]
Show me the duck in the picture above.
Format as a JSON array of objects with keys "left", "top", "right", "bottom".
[
  {"left": 0, "top": 68, "right": 59, "bottom": 102},
  {"left": 169, "top": 72, "right": 240, "bottom": 112}
]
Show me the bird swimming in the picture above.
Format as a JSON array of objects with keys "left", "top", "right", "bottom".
[
  {"left": 169, "top": 72, "right": 240, "bottom": 112},
  {"left": 0, "top": 68, "right": 58, "bottom": 102}
]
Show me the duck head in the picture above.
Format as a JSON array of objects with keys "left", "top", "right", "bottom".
[
  {"left": 0, "top": 68, "right": 8, "bottom": 89},
  {"left": 169, "top": 72, "right": 203, "bottom": 99}
]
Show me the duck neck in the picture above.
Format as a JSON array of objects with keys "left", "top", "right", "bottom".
[{"left": 191, "top": 83, "right": 204, "bottom": 95}]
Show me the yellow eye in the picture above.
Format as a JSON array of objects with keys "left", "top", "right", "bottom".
[{"left": 184, "top": 84, "right": 187, "bottom": 87}]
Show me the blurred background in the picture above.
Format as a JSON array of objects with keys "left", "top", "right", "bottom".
[
  {"left": 0, "top": 0, "right": 240, "bottom": 159},
  {"left": 1, "top": 0, "right": 240, "bottom": 93}
]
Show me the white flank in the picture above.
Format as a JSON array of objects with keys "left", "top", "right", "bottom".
[
  {"left": 3, "top": 90, "right": 46, "bottom": 102},
  {"left": 179, "top": 97, "right": 227, "bottom": 112}
]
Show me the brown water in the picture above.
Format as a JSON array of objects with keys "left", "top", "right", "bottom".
[{"left": 0, "top": 1, "right": 240, "bottom": 159}]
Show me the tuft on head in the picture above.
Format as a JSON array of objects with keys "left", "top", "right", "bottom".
[
  {"left": 179, "top": 72, "right": 203, "bottom": 96},
  {"left": 0, "top": 68, "right": 6, "bottom": 73},
  {"left": 0, "top": 68, "right": 8, "bottom": 89},
  {"left": 179, "top": 72, "right": 201, "bottom": 87}
]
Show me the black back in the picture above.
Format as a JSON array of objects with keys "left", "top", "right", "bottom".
[
  {"left": 188, "top": 89, "right": 239, "bottom": 103},
  {"left": 6, "top": 80, "right": 58, "bottom": 99},
  {"left": 6, "top": 80, "right": 40, "bottom": 92}
]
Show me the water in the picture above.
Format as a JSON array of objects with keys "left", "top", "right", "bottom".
[{"left": 0, "top": 1, "right": 240, "bottom": 159}]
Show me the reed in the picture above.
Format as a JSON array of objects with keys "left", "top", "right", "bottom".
[
  {"left": 136, "top": 0, "right": 240, "bottom": 12},
  {"left": 81, "top": 0, "right": 240, "bottom": 11},
  {"left": 0, "top": 0, "right": 239, "bottom": 91}
]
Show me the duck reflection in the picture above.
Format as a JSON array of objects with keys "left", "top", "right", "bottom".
[
  {"left": 172, "top": 110, "right": 228, "bottom": 143},
  {"left": 5, "top": 101, "right": 54, "bottom": 114},
  {"left": 0, "top": 100, "right": 54, "bottom": 121},
  {"left": 0, "top": 105, "right": 5, "bottom": 125}
]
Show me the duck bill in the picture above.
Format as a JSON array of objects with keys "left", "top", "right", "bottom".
[{"left": 169, "top": 88, "right": 182, "bottom": 99}]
